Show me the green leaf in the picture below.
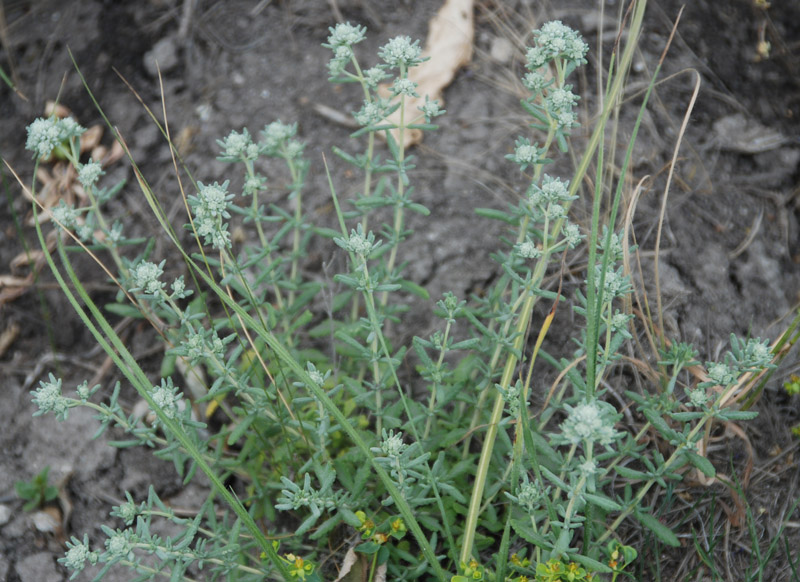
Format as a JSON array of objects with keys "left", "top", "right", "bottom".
[
  {"left": 643, "top": 408, "right": 681, "bottom": 441},
  {"left": 668, "top": 411, "right": 705, "bottom": 422},
  {"left": 583, "top": 492, "right": 622, "bottom": 512},
  {"left": 450, "top": 338, "right": 480, "bottom": 350},
  {"left": 510, "top": 518, "right": 552, "bottom": 549},
  {"left": 715, "top": 409, "right": 759, "bottom": 421},
  {"left": 474, "top": 207, "right": 517, "bottom": 224},
  {"left": 614, "top": 465, "right": 651, "bottom": 481},
  {"left": 399, "top": 279, "right": 430, "bottom": 299},
  {"left": 635, "top": 509, "right": 680, "bottom": 547},
  {"left": 356, "top": 541, "right": 381, "bottom": 555},
  {"left": 104, "top": 303, "right": 146, "bottom": 318},
  {"left": 226, "top": 414, "right": 255, "bottom": 446},
  {"left": 407, "top": 202, "right": 431, "bottom": 216},
  {"left": 684, "top": 451, "right": 716, "bottom": 478},
  {"left": 568, "top": 552, "right": 612, "bottom": 574}
]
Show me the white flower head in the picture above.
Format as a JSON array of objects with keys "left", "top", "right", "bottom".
[
  {"left": 150, "top": 377, "right": 183, "bottom": 420},
  {"left": 25, "top": 116, "right": 86, "bottom": 159},
  {"left": 534, "top": 21, "right": 588, "bottom": 65},
  {"left": 560, "top": 399, "right": 622, "bottom": 446},
  {"left": 260, "top": 121, "right": 297, "bottom": 155},
  {"left": 418, "top": 96, "right": 443, "bottom": 122},
  {"left": 306, "top": 362, "right": 325, "bottom": 387},
  {"left": 687, "top": 387, "right": 710, "bottom": 408},
  {"left": 515, "top": 474, "right": 545, "bottom": 513},
  {"left": 78, "top": 160, "right": 104, "bottom": 189},
  {"left": 379, "top": 36, "right": 423, "bottom": 68},
  {"left": 326, "top": 22, "right": 367, "bottom": 49},
  {"left": 129, "top": 260, "right": 166, "bottom": 295},
  {"left": 354, "top": 98, "right": 390, "bottom": 126},
  {"left": 335, "top": 224, "right": 381, "bottom": 259},
  {"left": 31, "top": 373, "right": 70, "bottom": 420},
  {"left": 706, "top": 362, "right": 738, "bottom": 387},
  {"left": 50, "top": 200, "right": 79, "bottom": 230},
  {"left": 562, "top": 221, "right": 583, "bottom": 248},
  {"left": 380, "top": 430, "right": 407, "bottom": 458},
  {"left": 509, "top": 137, "right": 544, "bottom": 171},
  {"left": 218, "top": 128, "right": 259, "bottom": 161},
  {"left": 391, "top": 77, "right": 419, "bottom": 98},
  {"left": 60, "top": 534, "right": 98, "bottom": 577},
  {"left": 516, "top": 239, "right": 542, "bottom": 260},
  {"left": 364, "top": 66, "right": 389, "bottom": 88},
  {"left": 103, "top": 527, "right": 137, "bottom": 561}
]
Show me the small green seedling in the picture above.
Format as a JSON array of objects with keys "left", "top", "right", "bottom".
[{"left": 15, "top": 466, "right": 59, "bottom": 511}]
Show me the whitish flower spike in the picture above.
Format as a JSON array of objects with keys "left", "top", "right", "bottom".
[
  {"left": 379, "top": 430, "right": 407, "bottom": 457},
  {"left": 31, "top": 373, "right": 70, "bottom": 420},
  {"left": 150, "top": 377, "right": 183, "bottom": 420},
  {"left": 418, "top": 97, "right": 444, "bottom": 122},
  {"left": 509, "top": 137, "right": 545, "bottom": 171},
  {"left": 706, "top": 362, "right": 738, "bottom": 387},
  {"left": 516, "top": 239, "right": 542, "bottom": 260},
  {"left": 218, "top": 128, "right": 259, "bottom": 161},
  {"left": 379, "top": 36, "right": 423, "bottom": 68},
  {"left": 325, "top": 22, "right": 367, "bottom": 49},
  {"left": 129, "top": 260, "right": 166, "bottom": 296},
  {"left": 60, "top": 534, "right": 98, "bottom": 579},
  {"left": 560, "top": 399, "right": 622, "bottom": 446},
  {"left": 25, "top": 116, "right": 86, "bottom": 159},
  {"left": 335, "top": 224, "right": 381, "bottom": 259},
  {"left": 534, "top": 21, "right": 589, "bottom": 65},
  {"left": 78, "top": 160, "right": 104, "bottom": 189},
  {"left": 51, "top": 200, "right": 79, "bottom": 230},
  {"left": 391, "top": 77, "right": 419, "bottom": 98},
  {"left": 102, "top": 527, "right": 137, "bottom": 561}
]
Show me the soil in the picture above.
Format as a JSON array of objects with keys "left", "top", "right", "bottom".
[{"left": 1, "top": 1, "right": 799, "bottom": 581}]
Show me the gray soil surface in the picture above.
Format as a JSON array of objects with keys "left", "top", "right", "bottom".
[{"left": 1, "top": 1, "right": 799, "bottom": 580}]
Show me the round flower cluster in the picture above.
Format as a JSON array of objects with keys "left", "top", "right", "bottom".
[
  {"left": 31, "top": 373, "right": 70, "bottom": 420},
  {"left": 78, "top": 160, "right": 104, "bottom": 189},
  {"left": 391, "top": 77, "right": 419, "bottom": 98},
  {"left": 25, "top": 116, "right": 86, "bottom": 159},
  {"left": 129, "top": 260, "right": 166, "bottom": 296},
  {"left": 325, "top": 22, "right": 367, "bottom": 50},
  {"left": 190, "top": 181, "right": 233, "bottom": 250},
  {"left": 509, "top": 137, "right": 546, "bottom": 171},
  {"left": 260, "top": 121, "right": 298, "bottom": 156},
  {"left": 379, "top": 430, "right": 407, "bottom": 458},
  {"left": 516, "top": 239, "right": 542, "bottom": 260},
  {"left": 527, "top": 20, "right": 589, "bottom": 71},
  {"left": 336, "top": 225, "right": 381, "bottom": 259},
  {"left": 514, "top": 474, "right": 547, "bottom": 513},
  {"left": 354, "top": 98, "right": 391, "bottom": 127},
  {"left": 560, "top": 399, "right": 622, "bottom": 446},
  {"left": 217, "top": 128, "right": 259, "bottom": 161},
  {"left": 379, "top": 35, "right": 423, "bottom": 69},
  {"left": 51, "top": 200, "right": 79, "bottom": 231},
  {"left": 60, "top": 534, "right": 98, "bottom": 576},
  {"left": 545, "top": 86, "right": 580, "bottom": 130},
  {"left": 705, "top": 362, "right": 738, "bottom": 387},
  {"left": 418, "top": 96, "right": 444, "bottom": 123},
  {"left": 150, "top": 377, "right": 184, "bottom": 420}
]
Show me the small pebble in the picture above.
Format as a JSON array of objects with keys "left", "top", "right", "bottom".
[
  {"left": 144, "top": 37, "right": 180, "bottom": 77},
  {"left": 490, "top": 36, "right": 515, "bottom": 64}
]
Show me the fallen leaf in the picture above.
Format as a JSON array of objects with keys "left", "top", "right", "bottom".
[
  {"left": 0, "top": 322, "right": 20, "bottom": 357},
  {"left": 334, "top": 547, "right": 367, "bottom": 582},
  {"left": 379, "top": 0, "right": 474, "bottom": 148}
]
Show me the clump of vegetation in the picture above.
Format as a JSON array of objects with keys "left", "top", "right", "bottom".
[{"left": 14, "top": 5, "right": 799, "bottom": 582}]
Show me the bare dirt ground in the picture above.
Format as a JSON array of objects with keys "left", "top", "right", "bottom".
[{"left": 1, "top": 1, "right": 799, "bottom": 580}]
